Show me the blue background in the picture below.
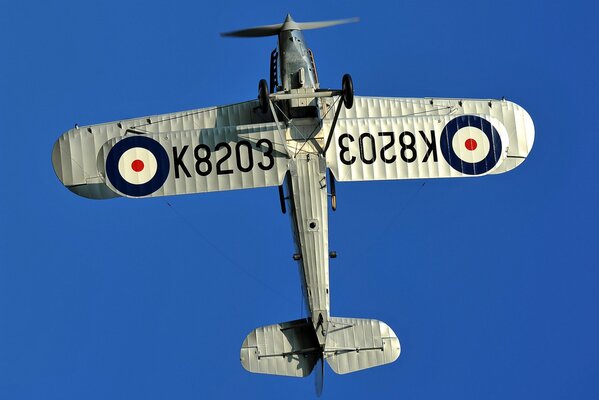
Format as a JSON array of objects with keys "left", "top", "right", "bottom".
[{"left": 1, "top": 0, "right": 598, "bottom": 398}]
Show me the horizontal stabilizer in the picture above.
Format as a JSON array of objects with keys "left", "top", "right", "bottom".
[
  {"left": 240, "top": 319, "right": 320, "bottom": 377},
  {"left": 324, "top": 317, "right": 400, "bottom": 374}
]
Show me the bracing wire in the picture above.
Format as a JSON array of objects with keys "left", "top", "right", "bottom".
[
  {"left": 127, "top": 100, "right": 255, "bottom": 131},
  {"left": 293, "top": 95, "right": 341, "bottom": 157},
  {"left": 164, "top": 200, "right": 296, "bottom": 304}
]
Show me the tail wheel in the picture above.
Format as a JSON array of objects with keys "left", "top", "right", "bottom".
[
  {"left": 258, "top": 79, "right": 269, "bottom": 113},
  {"left": 341, "top": 73, "right": 354, "bottom": 109}
]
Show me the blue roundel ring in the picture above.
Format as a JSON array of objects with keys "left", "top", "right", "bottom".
[
  {"left": 105, "top": 136, "right": 170, "bottom": 197},
  {"left": 440, "top": 115, "right": 502, "bottom": 175}
]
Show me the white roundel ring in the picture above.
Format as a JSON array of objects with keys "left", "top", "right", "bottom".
[
  {"left": 451, "top": 126, "right": 491, "bottom": 164},
  {"left": 105, "top": 136, "right": 170, "bottom": 197},
  {"left": 440, "top": 115, "right": 502, "bottom": 175},
  {"left": 117, "top": 147, "right": 158, "bottom": 185}
]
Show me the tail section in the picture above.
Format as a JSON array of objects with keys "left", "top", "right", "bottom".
[
  {"left": 240, "top": 319, "right": 320, "bottom": 377},
  {"left": 324, "top": 317, "right": 400, "bottom": 374},
  {"left": 240, "top": 317, "right": 400, "bottom": 378}
]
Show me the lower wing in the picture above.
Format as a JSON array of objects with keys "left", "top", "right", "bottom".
[
  {"left": 52, "top": 101, "right": 289, "bottom": 199},
  {"left": 325, "top": 96, "right": 534, "bottom": 181}
]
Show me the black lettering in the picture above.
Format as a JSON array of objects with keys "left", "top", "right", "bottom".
[
  {"left": 378, "top": 131, "right": 396, "bottom": 164},
  {"left": 173, "top": 145, "right": 191, "bottom": 178},
  {"left": 420, "top": 130, "right": 438, "bottom": 162},
  {"left": 235, "top": 140, "right": 253, "bottom": 172},
  {"left": 215, "top": 143, "right": 233, "bottom": 175},
  {"left": 194, "top": 144, "right": 212, "bottom": 176},
  {"left": 399, "top": 131, "right": 417, "bottom": 163},
  {"left": 359, "top": 133, "right": 376, "bottom": 165},
  {"left": 339, "top": 133, "right": 356, "bottom": 165},
  {"left": 257, "top": 138, "right": 274, "bottom": 170}
]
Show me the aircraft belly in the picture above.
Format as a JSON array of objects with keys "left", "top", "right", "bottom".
[{"left": 288, "top": 155, "right": 330, "bottom": 343}]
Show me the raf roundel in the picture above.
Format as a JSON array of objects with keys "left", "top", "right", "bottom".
[
  {"left": 105, "top": 136, "right": 170, "bottom": 197},
  {"left": 440, "top": 115, "right": 503, "bottom": 175}
]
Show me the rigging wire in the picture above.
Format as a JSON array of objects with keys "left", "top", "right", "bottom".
[
  {"left": 164, "top": 200, "right": 296, "bottom": 304},
  {"left": 293, "top": 95, "right": 341, "bottom": 157},
  {"left": 342, "top": 181, "right": 428, "bottom": 271},
  {"left": 272, "top": 101, "right": 320, "bottom": 157},
  {"left": 335, "top": 105, "right": 454, "bottom": 121},
  {"left": 377, "top": 181, "right": 427, "bottom": 236},
  {"left": 127, "top": 100, "right": 256, "bottom": 132}
]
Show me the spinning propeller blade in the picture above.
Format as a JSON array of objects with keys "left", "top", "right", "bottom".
[
  {"left": 221, "top": 14, "right": 358, "bottom": 37},
  {"left": 221, "top": 23, "right": 283, "bottom": 38},
  {"left": 296, "top": 17, "right": 359, "bottom": 31}
]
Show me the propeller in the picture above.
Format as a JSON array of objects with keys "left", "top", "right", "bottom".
[
  {"left": 221, "top": 23, "right": 283, "bottom": 38},
  {"left": 315, "top": 354, "right": 324, "bottom": 397},
  {"left": 221, "top": 14, "right": 358, "bottom": 38},
  {"left": 295, "top": 18, "right": 359, "bottom": 31}
]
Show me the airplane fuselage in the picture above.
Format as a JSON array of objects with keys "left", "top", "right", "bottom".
[{"left": 277, "top": 27, "right": 331, "bottom": 345}]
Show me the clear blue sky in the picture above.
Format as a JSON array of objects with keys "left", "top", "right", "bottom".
[{"left": 1, "top": 1, "right": 598, "bottom": 399}]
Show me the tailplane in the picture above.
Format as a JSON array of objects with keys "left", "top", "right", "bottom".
[
  {"left": 324, "top": 317, "right": 400, "bottom": 374},
  {"left": 240, "top": 317, "right": 400, "bottom": 377},
  {"left": 240, "top": 319, "right": 320, "bottom": 377}
]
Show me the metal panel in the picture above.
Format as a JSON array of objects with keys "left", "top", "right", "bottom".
[
  {"left": 324, "top": 317, "right": 400, "bottom": 374},
  {"left": 240, "top": 319, "right": 319, "bottom": 377},
  {"left": 325, "top": 97, "right": 534, "bottom": 182}
]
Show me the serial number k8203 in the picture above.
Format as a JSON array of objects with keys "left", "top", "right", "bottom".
[
  {"left": 338, "top": 131, "right": 438, "bottom": 166},
  {"left": 172, "top": 139, "right": 276, "bottom": 178}
]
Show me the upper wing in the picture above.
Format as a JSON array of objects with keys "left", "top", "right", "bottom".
[
  {"left": 325, "top": 97, "right": 534, "bottom": 182},
  {"left": 52, "top": 101, "right": 290, "bottom": 199}
]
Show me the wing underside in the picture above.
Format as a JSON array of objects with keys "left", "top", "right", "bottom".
[
  {"left": 52, "top": 100, "right": 290, "bottom": 199},
  {"left": 52, "top": 96, "right": 534, "bottom": 198},
  {"left": 325, "top": 96, "right": 534, "bottom": 182}
]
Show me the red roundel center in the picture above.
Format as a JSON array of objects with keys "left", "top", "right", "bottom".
[
  {"left": 465, "top": 138, "right": 478, "bottom": 151},
  {"left": 131, "top": 159, "right": 145, "bottom": 172}
]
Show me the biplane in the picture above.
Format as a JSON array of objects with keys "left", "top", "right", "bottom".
[{"left": 52, "top": 15, "right": 534, "bottom": 394}]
